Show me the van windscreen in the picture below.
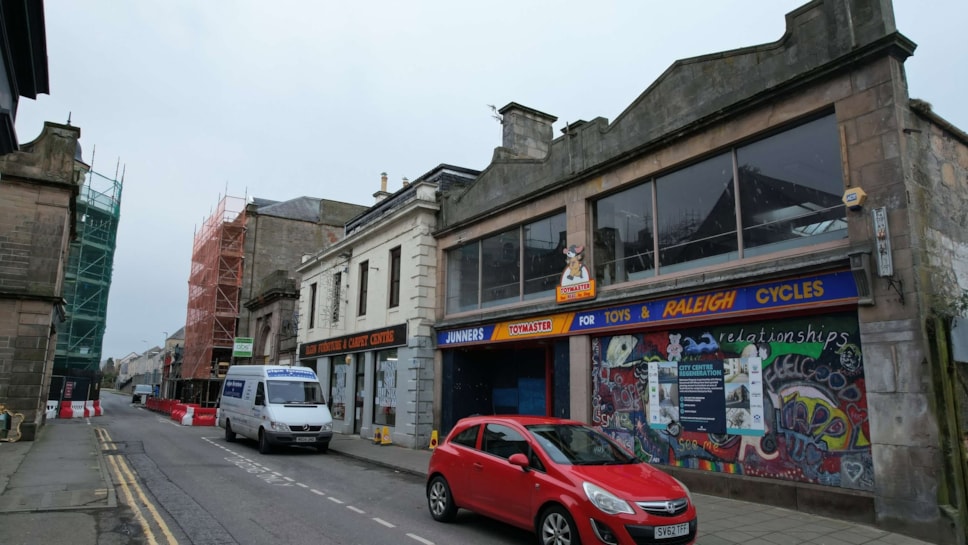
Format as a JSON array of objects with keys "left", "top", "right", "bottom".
[{"left": 266, "top": 380, "right": 326, "bottom": 405}]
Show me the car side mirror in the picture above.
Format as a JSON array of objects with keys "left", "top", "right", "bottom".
[{"left": 508, "top": 453, "right": 530, "bottom": 471}]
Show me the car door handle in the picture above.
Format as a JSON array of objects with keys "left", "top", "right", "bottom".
[{"left": 472, "top": 462, "right": 483, "bottom": 471}]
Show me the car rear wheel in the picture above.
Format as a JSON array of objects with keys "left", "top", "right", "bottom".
[
  {"left": 427, "top": 475, "right": 457, "bottom": 522},
  {"left": 258, "top": 429, "right": 272, "bottom": 454},
  {"left": 224, "top": 420, "right": 236, "bottom": 442},
  {"left": 539, "top": 505, "right": 580, "bottom": 545}
]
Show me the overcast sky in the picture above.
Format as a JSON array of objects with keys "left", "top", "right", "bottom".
[{"left": 15, "top": 0, "right": 967, "bottom": 361}]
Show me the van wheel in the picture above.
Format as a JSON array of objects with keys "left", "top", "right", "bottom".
[
  {"left": 224, "top": 420, "right": 236, "bottom": 442},
  {"left": 316, "top": 444, "right": 329, "bottom": 454},
  {"left": 258, "top": 429, "right": 272, "bottom": 454}
]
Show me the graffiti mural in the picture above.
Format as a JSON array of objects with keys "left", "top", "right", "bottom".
[{"left": 591, "top": 311, "right": 873, "bottom": 491}]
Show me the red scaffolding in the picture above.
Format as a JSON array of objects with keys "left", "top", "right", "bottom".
[{"left": 183, "top": 195, "right": 246, "bottom": 380}]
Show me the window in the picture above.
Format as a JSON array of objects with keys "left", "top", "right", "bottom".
[
  {"left": 523, "top": 214, "right": 566, "bottom": 300},
  {"left": 451, "top": 425, "right": 480, "bottom": 448},
  {"left": 482, "top": 423, "right": 529, "bottom": 460},
  {"left": 372, "top": 349, "right": 397, "bottom": 427},
  {"left": 445, "top": 212, "right": 565, "bottom": 313},
  {"left": 331, "top": 272, "right": 342, "bottom": 324},
  {"left": 389, "top": 247, "right": 401, "bottom": 308},
  {"left": 737, "top": 115, "right": 846, "bottom": 256},
  {"left": 358, "top": 261, "right": 369, "bottom": 317},
  {"left": 266, "top": 380, "right": 325, "bottom": 404},
  {"left": 330, "top": 360, "right": 348, "bottom": 420},
  {"left": 656, "top": 152, "right": 738, "bottom": 272},
  {"left": 594, "top": 183, "right": 654, "bottom": 286},
  {"left": 308, "top": 283, "right": 317, "bottom": 329},
  {"left": 446, "top": 243, "right": 480, "bottom": 313},
  {"left": 481, "top": 228, "right": 520, "bottom": 308},
  {"left": 592, "top": 113, "right": 845, "bottom": 284}
]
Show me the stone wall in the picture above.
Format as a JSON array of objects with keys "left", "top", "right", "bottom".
[{"left": 0, "top": 122, "right": 81, "bottom": 440}]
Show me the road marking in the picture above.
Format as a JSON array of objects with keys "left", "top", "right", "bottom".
[
  {"left": 98, "top": 428, "right": 178, "bottom": 545},
  {"left": 199, "top": 435, "right": 426, "bottom": 543},
  {"left": 407, "top": 534, "right": 434, "bottom": 545}
]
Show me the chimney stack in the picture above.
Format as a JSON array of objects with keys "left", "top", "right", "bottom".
[
  {"left": 499, "top": 102, "right": 557, "bottom": 160},
  {"left": 374, "top": 172, "right": 391, "bottom": 203},
  {"left": 402, "top": 177, "right": 409, "bottom": 187}
]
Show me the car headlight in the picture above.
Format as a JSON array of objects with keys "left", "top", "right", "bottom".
[
  {"left": 583, "top": 482, "right": 634, "bottom": 515},
  {"left": 269, "top": 421, "right": 291, "bottom": 432},
  {"left": 322, "top": 422, "right": 333, "bottom": 432},
  {"left": 673, "top": 477, "right": 693, "bottom": 503}
]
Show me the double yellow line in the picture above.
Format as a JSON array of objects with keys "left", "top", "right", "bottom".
[{"left": 96, "top": 428, "right": 179, "bottom": 545}]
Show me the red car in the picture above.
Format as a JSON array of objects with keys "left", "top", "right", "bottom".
[{"left": 426, "top": 415, "right": 697, "bottom": 545}]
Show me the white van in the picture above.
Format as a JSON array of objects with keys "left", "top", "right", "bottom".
[{"left": 217, "top": 365, "right": 333, "bottom": 454}]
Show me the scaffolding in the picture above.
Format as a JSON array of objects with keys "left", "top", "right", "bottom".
[
  {"left": 182, "top": 195, "right": 246, "bottom": 389},
  {"left": 54, "top": 167, "right": 123, "bottom": 373}
]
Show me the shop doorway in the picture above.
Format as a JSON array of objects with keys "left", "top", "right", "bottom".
[{"left": 442, "top": 345, "right": 551, "bottom": 430}]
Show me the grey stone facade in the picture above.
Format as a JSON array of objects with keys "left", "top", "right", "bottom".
[
  {"left": 434, "top": 1, "right": 965, "bottom": 543},
  {"left": 0, "top": 122, "right": 82, "bottom": 440}
]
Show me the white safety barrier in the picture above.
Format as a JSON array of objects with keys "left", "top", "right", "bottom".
[
  {"left": 180, "top": 405, "right": 194, "bottom": 426},
  {"left": 46, "top": 401, "right": 59, "bottom": 420}
]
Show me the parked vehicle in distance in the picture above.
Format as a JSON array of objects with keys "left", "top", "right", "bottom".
[
  {"left": 426, "top": 415, "right": 697, "bottom": 545},
  {"left": 217, "top": 365, "right": 333, "bottom": 454},
  {"left": 132, "top": 384, "right": 153, "bottom": 404}
]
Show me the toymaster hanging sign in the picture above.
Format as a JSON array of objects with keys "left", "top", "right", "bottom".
[{"left": 438, "top": 270, "right": 858, "bottom": 347}]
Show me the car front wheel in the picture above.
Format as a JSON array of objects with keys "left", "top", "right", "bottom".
[
  {"left": 538, "top": 505, "right": 580, "bottom": 545},
  {"left": 427, "top": 475, "right": 457, "bottom": 522}
]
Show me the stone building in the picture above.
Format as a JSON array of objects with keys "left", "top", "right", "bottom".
[
  {"left": 298, "top": 168, "right": 476, "bottom": 448},
  {"left": 239, "top": 197, "right": 367, "bottom": 367},
  {"left": 433, "top": 1, "right": 966, "bottom": 542},
  {"left": 0, "top": 122, "right": 83, "bottom": 440}
]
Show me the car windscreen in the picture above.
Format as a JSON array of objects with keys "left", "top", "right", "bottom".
[
  {"left": 266, "top": 380, "right": 325, "bottom": 405},
  {"left": 527, "top": 424, "right": 640, "bottom": 465}
]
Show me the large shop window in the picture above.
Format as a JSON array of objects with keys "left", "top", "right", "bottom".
[
  {"left": 593, "top": 113, "right": 846, "bottom": 286},
  {"left": 594, "top": 183, "right": 654, "bottom": 285},
  {"left": 446, "top": 212, "right": 566, "bottom": 313},
  {"left": 373, "top": 349, "right": 397, "bottom": 427},
  {"left": 737, "top": 115, "right": 847, "bottom": 256},
  {"left": 330, "top": 359, "right": 348, "bottom": 420}
]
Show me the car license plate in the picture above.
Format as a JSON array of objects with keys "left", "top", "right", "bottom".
[
  {"left": 295, "top": 436, "right": 315, "bottom": 443},
  {"left": 655, "top": 522, "right": 689, "bottom": 539}
]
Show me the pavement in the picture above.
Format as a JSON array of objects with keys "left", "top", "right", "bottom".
[{"left": 0, "top": 417, "right": 939, "bottom": 545}]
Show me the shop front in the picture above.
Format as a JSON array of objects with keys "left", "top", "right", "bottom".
[
  {"left": 438, "top": 269, "right": 867, "bottom": 493},
  {"left": 299, "top": 324, "right": 412, "bottom": 444}
]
